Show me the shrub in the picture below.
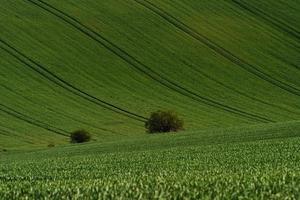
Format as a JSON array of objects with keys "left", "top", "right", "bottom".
[
  {"left": 47, "top": 143, "right": 55, "bottom": 148},
  {"left": 145, "top": 110, "right": 184, "bottom": 133},
  {"left": 70, "top": 130, "right": 91, "bottom": 143}
]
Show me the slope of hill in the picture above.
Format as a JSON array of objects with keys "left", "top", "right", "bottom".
[
  {"left": 0, "top": 0, "right": 300, "bottom": 149},
  {"left": 1, "top": 0, "right": 300, "bottom": 198}
]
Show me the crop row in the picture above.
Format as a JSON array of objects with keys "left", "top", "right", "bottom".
[{"left": 1, "top": 133, "right": 299, "bottom": 199}]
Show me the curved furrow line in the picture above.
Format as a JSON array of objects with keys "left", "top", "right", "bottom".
[
  {"left": 133, "top": 0, "right": 300, "bottom": 97},
  {"left": 0, "top": 84, "right": 119, "bottom": 135},
  {"left": 230, "top": 0, "right": 300, "bottom": 54},
  {"left": 24, "top": 0, "right": 275, "bottom": 123},
  {"left": 181, "top": 59, "right": 300, "bottom": 116},
  {"left": 231, "top": 0, "right": 300, "bottom": 42},
  {"left": 0, "top": 40, "right": 147, "bottom": 123},
  {"left": 0, "top": 128, "right": 10, "bottom": 137},
  {"left": 0, "top": 103, "right": 69, "bottom": 137},
  {"left": 0, "top": 126, "right": 36, "bottom": 144},
  {"left": 268, "top": 52, "right": 300, "bottom": 72}
]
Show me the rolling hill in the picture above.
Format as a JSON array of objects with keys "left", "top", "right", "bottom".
[
  {"left": 1, "top": 0, "right": 299, "bottom": 149},
  {"left": 1, "top": 0, "right": 300, "bottom": 198}
]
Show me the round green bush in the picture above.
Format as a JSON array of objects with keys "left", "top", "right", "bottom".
[
  {"left": 70, "top": 130, "right": 91, "bottom": 143},
  {"left": 145, "top": 110, "right": 184, "bottom": 133}
]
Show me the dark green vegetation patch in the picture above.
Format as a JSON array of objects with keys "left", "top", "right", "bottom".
[
  {"left": 145, "top": 110, "right": 184, "bottom": 133},
  {"left": 70, "top": 130, "right": 91, "bottom": 143}
]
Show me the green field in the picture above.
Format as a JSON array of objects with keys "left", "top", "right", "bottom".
[
  {"left": 0, "top": 0, "right": 300, "bottom": 198},
  {"left": 1, "top": 122, "right": 300, "bottom": 198}
]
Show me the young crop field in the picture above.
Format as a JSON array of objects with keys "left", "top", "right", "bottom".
[
  {"left": 1, "top": 122, "right": 300, "bottom": 199},
  {"left": 0, "top": 0, "right": 300, "bottom": 198}
]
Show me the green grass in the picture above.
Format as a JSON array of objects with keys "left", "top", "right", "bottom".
[
  {"left": 0, "top": 0, "right": 300, "bottom": 148},
  {"left": 0, "top": 0, "right": 300, "bottom": 198},
  {"left": 1, "top": 121, "right": 300, "bottom": 199}
]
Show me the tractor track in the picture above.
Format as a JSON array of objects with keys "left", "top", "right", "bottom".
[
  {"left": 268, "top": 52, "right": 300, "bottom": 73},
  {"left": 228, "top": 0, "right": 300, "bottom": 52},
  {"left": 0, "top": 128, "right": 11, "bottom": 137},
  {"left": 133, "top": 0, "right": 300, "bottom": 97},
  {"left": 0, "top": 126, "right": 36, "bottom": 144},
  {"left": 0, "top": 85, "right": 118, "bottom": 135},
  {"left": 230, "top": 0, "right": 300, "bottom": 54},
  {"left": 0, "top": 39, "right": 147, "bottom": 123},
  {"left": 231, "top": 0, "right": 300, "bottom": 42},
  {"left": 181, "top": 59, "right": 300, "bottom": 117},
  {"left": 0, "top": 103, "right": 69, "bottom": 137},
  {"left": 24, "top": 0, "right": 275, "bottom": 123}
]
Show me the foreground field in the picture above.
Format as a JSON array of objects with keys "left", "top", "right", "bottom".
[{"left": 1, "top": 121, "right": 300, "bottom": 199}]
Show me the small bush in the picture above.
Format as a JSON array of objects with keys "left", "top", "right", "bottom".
[
  {"left": 47, "top": 143, "right": 55, "bottom": 148},
  {"left": 70, "top": 130, "right": 91, "bottom": 143},
  {"left": 145, "top": 110, "right": 184, "bottom": 133}
]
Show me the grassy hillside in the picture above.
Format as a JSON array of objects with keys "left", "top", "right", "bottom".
[
  {"left": 1, "top": 121, "right": 300, "bottom": 198},
  {"left": 1, "top": 1, "right": 300, "bottom": 198},
  {"left": 0, "top": 0, "right": 299, "bottom": 149}
]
